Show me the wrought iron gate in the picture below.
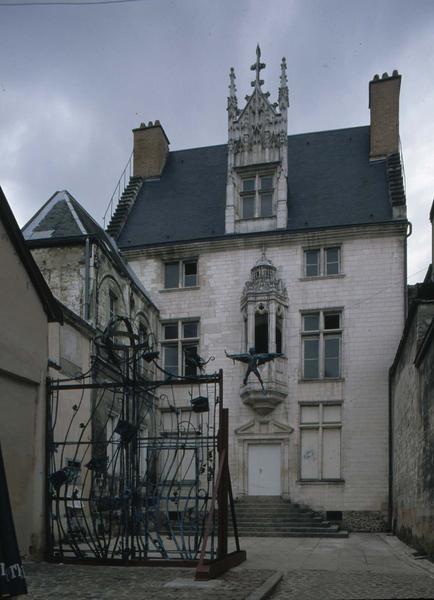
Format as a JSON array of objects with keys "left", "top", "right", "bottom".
[{"left": 46, "top": 317, "right": 244, "bottom": 578}]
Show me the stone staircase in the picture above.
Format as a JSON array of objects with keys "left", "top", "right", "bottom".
[
  {"left": 230, "top": 496, "right": 348, "bottom": 538},
  {"left": 106, "top": 176, "right": 143, "bottom": 238}
]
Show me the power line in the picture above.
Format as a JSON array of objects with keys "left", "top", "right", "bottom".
[{"left": 0, "top": 0, "right": 145, "bottom": 6}]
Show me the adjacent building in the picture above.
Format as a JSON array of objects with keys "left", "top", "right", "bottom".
[{"left": 390, "top": 203, "right": 434, "bottom": 557}]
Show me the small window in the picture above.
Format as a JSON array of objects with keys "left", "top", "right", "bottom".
[
  {"left": 243, "top": 178, "right": 256, "bottom": 192},
  {"left": 183, "top": 261, "right": 197, "bottom": 287},
  {"left": 305, "top": 250, "right": 320, "bottom": 277},
  {"left": 324, "top": 313, "right": 340, "bottom": 330},
  {"left": 164, "top": 262, "right": 179, "bottom": 288},
  {"left": 240, "top": 173, "right": 275, "bottom": 219},
  {"left": 161, "top": 319, "right": 200, "bottom": 376},
  {"left": 304, "top": 247, "right": 341, "bottom": 278},
  {"left": 303, "top": 313, "right": 320, "bottom": 332},
  {"left": 260, "top": 193, "right": 273, "bottom": 217},
  {"left": 325, "top": 247, "right": 340, "bottom": 276},
  {"left": 164, "top": 259, "right": 198, "bottom": 289},
  {"left": 301, "top": 311, "right": 342, "bottom": 380},
  {"left": 242, "top": 196, "right": 255, "bottom": 219}
]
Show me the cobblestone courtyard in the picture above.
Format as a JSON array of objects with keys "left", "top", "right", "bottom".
[{"left": 23, "top": 534, "right": 434, "bottom": 599}]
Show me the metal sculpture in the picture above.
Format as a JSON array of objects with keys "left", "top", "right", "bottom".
[
  {"left": 46, "top": 317, "right": 244, "bottom": 579},
  {"left": 225, "top": 347, "right": 283, "bottom": 389}
]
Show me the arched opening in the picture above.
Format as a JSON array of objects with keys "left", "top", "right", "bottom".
[
  {"left": 255, "top": 312, "right": 268, "bottom": 353},
  {"left": 276, "top": 312, "right": 283, "bottom": 354}
]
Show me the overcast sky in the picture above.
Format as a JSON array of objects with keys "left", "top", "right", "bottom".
[{"left": 0, "top": 0, "right": 433, "bottom": 282}]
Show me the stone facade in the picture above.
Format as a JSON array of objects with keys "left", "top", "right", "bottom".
[
  {"left": 390, "top": 283, "right": 434, "bottom": 557},
  {"left": 125, "top": 223, "right": 406, "bottom": 523}
]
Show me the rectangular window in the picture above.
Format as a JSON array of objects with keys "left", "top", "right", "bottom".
[
  {"left": 325, "top": 247, "right": 340, "bottom": 276},
  {"left": 305, "top": 249, "right": 320, "bottom": 277},
  {"left": 164, "top": 259, "right": 198, "bottom": 289},
  {"left": 302, "top": 311, "right": 342, "bottom": 380},
  {"left": 304, "top": 247, "right": 341, "bottom": 277},
  {"left": 300, "top": 403, "right": 342, "bottom": 480},
  {"left": 162, "top": 319, "right": 200, "bottom": 376},
  {"left": 242, "top": 196, "right": 255, "bottom": 219},
  {"left": 240, "top": 173, "right": 275, "bottom": 219}
]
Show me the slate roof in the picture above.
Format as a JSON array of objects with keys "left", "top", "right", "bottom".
[
  {"left": 117, "top": 125, "right": 399, "bottom": 249},
  {"left": 22, "top": 190, "right": 155, "bottom": 307}
]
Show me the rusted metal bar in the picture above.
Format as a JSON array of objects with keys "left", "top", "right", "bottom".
[
  {"left": 195, "top": 550, "right": 247, "bottom": 581},
  {"left": 217, "top": 408, "right": 229, "bottom": 560},
  {"left": 228, "top": 472, "right": 240, "bottom": 552},
  {"left": 195, "top": 448, "right": 226, "bottom": 575}
]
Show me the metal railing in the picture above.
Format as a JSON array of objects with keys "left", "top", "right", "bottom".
[{"left": 103, "top": 150, "right": 134, "bottom": 229}]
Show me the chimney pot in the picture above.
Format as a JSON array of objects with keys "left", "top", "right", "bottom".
[
  {"left": 373, "top": 74, "right": 380, "bottom": 81},
  {"left": 392, "top": 69, "right": 399, "bottom": 77},
  {"left": 382, "top": 72, "right": 389, "bottom": 79}
]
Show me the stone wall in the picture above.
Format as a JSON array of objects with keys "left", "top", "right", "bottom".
[
  {"left": 391, "top": 299, "right": 434, "bottom": 557},
  {"left": 126, "top": 222, "right": 405, "bottom": 524}
]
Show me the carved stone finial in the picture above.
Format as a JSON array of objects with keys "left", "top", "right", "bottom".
[
  {"left": 278, "top": 56, "right": 289, "bottom": 109},
  {"left": 250, "top": 43, "right": 266, "bottom": 88},
  {"left": 227, "top": 67, "right": 238, "bottom": 115},
  {"left": 229, "top": 67, "right": 237, "bottom": 97}
]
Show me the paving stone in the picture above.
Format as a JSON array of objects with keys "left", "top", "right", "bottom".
[
  {"left": 270, "top": 570, "right": 434, "bottom": 599},
  {"left": 22, "top": 562, "right": 274, "bottom": 600}
]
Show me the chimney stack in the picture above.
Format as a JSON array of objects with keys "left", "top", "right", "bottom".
[
  {"left": 369, "top": 70, "right": 401, "bottom": 160},
  {"left": 133, "top": 121, "right": 169, "bottom": 178}
]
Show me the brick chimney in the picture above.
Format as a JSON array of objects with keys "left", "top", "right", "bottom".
[
  {"left": 369, "top": 71, "right": 401, "bottom": 160},
  {"left": 132, "top": 120, "right": 169, "bottom": 178}
]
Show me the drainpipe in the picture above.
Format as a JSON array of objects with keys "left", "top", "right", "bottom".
[
  {"left": 388, "top": 367, "right": 394, "bottom": 532},
  {"left": 84, "top": 237, "right": 91, "bottom": 321}
]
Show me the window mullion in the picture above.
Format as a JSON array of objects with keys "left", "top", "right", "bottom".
[{"left": 319, "top": 405, "right": 324, "bottom": 479}]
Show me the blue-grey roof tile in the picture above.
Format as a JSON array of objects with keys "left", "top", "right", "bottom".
[{"left": 117, "top": 125, "right": 393, "bottom": 248}]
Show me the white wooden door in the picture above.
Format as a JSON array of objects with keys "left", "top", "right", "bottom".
[{"left": 248, "top": 444, "right": 281, "bottom": 496}]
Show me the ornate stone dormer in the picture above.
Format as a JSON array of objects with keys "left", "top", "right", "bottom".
[
  {"left": 240, "top": 251, "right": 288, "bottom": 415},
  {"left": 225, "top": 46, "right": 289, "bottom": 235}
]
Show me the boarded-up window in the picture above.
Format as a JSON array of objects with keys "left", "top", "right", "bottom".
[
  {"left": 301, "top": 429, "right": 319, "bottom": 479},
  {"left": 300, "top": 403, "right": 342, "bottom": 480}
]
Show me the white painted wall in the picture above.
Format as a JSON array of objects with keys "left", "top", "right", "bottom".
[{"left": 126, "top": 223, "right": 405, "bottom": 515}]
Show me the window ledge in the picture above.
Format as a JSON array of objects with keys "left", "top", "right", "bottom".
[
  {"left": 298, "top": 378, "right": 345, "bottom": 384},
  {"left": 235, "top": 216, "right": 275, "bottom": 222},
  {"left": 160, "top": 286, "right": 200, "bottom": 293},
  {"left": 296, "top": 479, "right": 345, "bottom": 485},
  {"left": 299, "top": 274, "right": 345, "bottom": 282}
]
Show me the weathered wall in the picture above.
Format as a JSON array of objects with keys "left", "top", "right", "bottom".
[
  {"left": 126, "top": 223, "right": 406, "bottom": 529},
  {"left": 391, "top": 301, "right": 434, "bottom": 557},
  {"left": 0, "top": 219, "right": 49, "bottom": 558}
]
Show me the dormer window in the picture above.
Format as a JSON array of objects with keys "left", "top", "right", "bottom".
[{"left": 241, "top": 174, "right": 274, "bottom": 219}]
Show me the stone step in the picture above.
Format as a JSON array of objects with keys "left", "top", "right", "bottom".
[
  {"left": 237, "top": 516, "right": 331, "bottom": 527},
  {"left": 232, "top": 530, "right": 349, "bottom": 538}
]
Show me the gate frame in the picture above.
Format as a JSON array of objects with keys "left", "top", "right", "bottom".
[{"left": 45, "top": 369, "right": 245, "bottom": 579}]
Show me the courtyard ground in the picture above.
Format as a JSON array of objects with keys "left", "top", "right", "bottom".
[{"left": 23, "top": 534, "right": 434, "bottom": 599}]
